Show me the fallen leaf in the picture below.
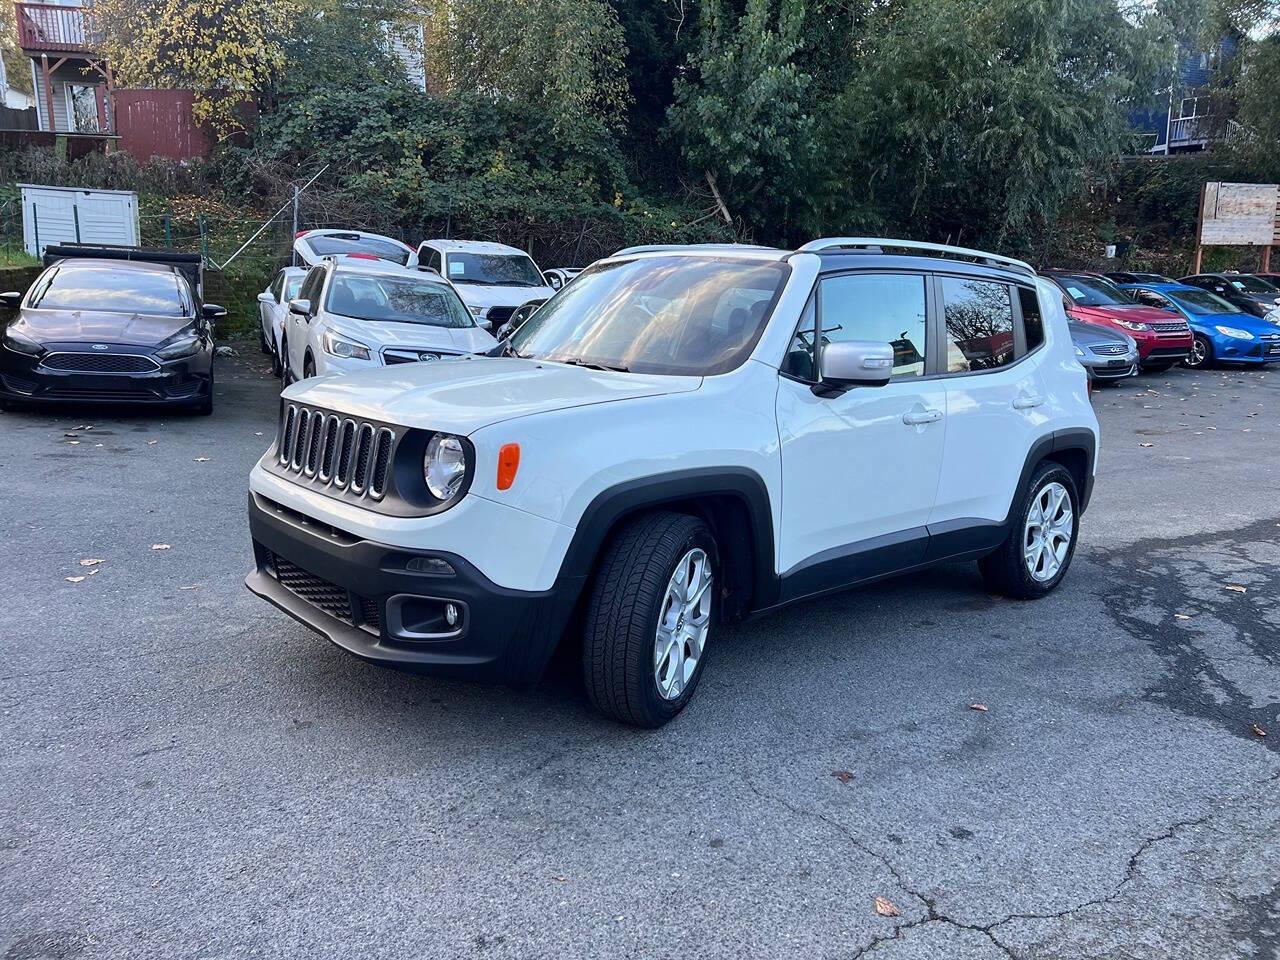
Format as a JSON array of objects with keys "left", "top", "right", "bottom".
[
  {"left": 1174, "top": 613, "right": 1191, "bottom": 621},
  {"left": 831, "top": 770, "right": 854, "bottom": 784},
  {"left": 151, "top": 544, "right": 171, "bottom": 551},
  {"left": 193, "top": 457, "right": 211, "bottom": 463},
  {"left": 1139, "top": 442, "right": 1154, "bottom": 448},
  {"left": 79, "top": 558, "right": 104, "bottom": 567},
  {"left": 970, "top": 703, "right": 989, "bottom": 712},
  {"left": 147, "top": 439, "right": 158, "bottom": 445},
  {"left": 1252, "top": 724, "right": 1267, "bottom": 738},
  {"left": 67, "top": 440, "right": 80, "bottom": 445},
  {"left": 65, "top": 576, "right": 85, "bottom": 583},
  {"left": 1225, "top": 585, "right": 1247, "bottom": 594},
  {"left": 179, "top": 584, "right": 199, "bottom": 590},
  {"left": 87, "top": 569, "right": 98, "bottom": 576},
  {"left": 874, "top": 896, "right": 900, "bottom": 918},
  {"left": 255, "top": 431, "right": 263, "bottom": 436},
  {"left": 63, "top": 432, "right": 78, "bottom": 438},
  {"left": 553, "top": 875, "right": 566, "bottom": 882}
]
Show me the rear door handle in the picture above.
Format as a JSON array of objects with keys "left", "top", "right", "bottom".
[
  {"left": 902, "top": 409, "right": 943, "bottom": 425},
  {"left": 1013, "top": 395, "right": 1045, "bottom": 409}
]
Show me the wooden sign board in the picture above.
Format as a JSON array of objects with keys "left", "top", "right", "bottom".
[{"left": 1198, "top": 182, "right": 1279, "bottom": 246}]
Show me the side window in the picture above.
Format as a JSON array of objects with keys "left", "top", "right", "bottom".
[
  {"left": 299, "top": 266, "right": 325, "bottom": 308},
  {"left": 941, "top": 276, "right": 1015, "bottom": 373},
  {"left": 270, "top": 271, "right": 285, "bottom": 301},
  {"left": 781, "top": 292, "right": 817, "bottom": 380},
  {"left": 1132, "top": 288, "right": 1172, "bottom": 310},
  {"left": 1017, "top": 286, "right": 1043, "bottom": 352},
  {"left": 817, "top": 273, "right": 927, "bottom": 377},
  {"left": 426, "top": 248, "right": 441, "bottom": 273}
]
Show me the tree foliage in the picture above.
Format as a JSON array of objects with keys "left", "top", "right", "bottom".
[{"left": 88, "top": 0, "right": 296, "bottom": 134}]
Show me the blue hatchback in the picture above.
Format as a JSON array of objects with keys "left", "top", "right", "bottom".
[{"left": 1117, "top": 282, "right": 1280, "bottom": 369}]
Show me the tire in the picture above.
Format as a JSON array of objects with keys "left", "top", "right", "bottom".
[
  {"left": 582, "top": 511, "right": 718, "bottom": 727},
  {"left": 979, "top": 462, "right": 1080, "bottom": 600},
  {"left": 281, "top": 339, "right": 293, "bottom": 386},
  {"left": 1184, "top": 334, "right": 1214, "bottom": 370},
  {"left": 270, "top": 338, "right": 283, "bottom": 379},
  {"left": 259, "top": 327, "right": 270, "bottom": 355}
]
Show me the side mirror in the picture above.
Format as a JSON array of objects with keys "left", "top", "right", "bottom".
[
  {"left": 817, "top": 340, "right": 894, "bottom": 393},
  {"left": 203, "top": 303, "right": 228, "bottom": 320},
  {"left": 548, "top": 275, "right": 562, "bottom": 290},
  {"left": 288, "top": 298, "right": 311, "bottom": 317},
  {"left": 0, "top": 292, "right": 21, "bottom": 309},
  {"left": 257, "top": 292, "right": 273, "bottom": 304}
]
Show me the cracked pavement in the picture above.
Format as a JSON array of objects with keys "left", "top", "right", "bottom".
[{"left": 1, "top": 353, "right": 1277, "bottom": 959}]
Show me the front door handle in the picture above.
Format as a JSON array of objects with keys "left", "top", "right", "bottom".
[
  {"left": 902, "top": 409, "right": 943, "bottom": 425},
  {"left": 1013, "top": 395, "right": 1045, "bottom": 409}
]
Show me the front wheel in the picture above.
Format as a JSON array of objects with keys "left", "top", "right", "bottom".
[
  {"left": 1184, "top": 334, "right": 1214, "bottom": 370},
  {"left": 582, "top": 512, "right": 718, "bottom": 727},
  {"left": 979, "top": 462, "right": 1080, "bottom": 599}
]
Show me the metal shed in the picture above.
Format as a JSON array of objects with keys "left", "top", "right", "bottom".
[{"left": 20, "top": 184, "right": 140, "bottom": 256}]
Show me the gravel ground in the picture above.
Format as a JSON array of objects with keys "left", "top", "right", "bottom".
[{"left": 1, "top": 348, "right": 1277, "bottom": 960}]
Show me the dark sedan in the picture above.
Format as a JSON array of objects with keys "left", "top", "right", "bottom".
[
  {"left": 0, "top": 250, "right": 224, "bottom": 414},
  {"left": 1179, "top": 273, "right": 1280, "bottom": 318}
]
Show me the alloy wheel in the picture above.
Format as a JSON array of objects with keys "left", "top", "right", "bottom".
[
  {"left": 654, "top": 548, "right": 712, "bottom": 700},
  {"left": 1024, "top": 481, "right": 1073, "bottom": 582}
]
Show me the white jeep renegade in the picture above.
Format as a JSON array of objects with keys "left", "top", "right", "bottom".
[{"left": 246, "top": 239, "right": 1099, "bottom": 727}]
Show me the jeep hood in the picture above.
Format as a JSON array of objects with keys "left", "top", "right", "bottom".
[{"left": 282, "top": 356, "right": 701, "bottom": 433}]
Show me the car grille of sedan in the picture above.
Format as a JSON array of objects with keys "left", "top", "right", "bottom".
[
  {"left": 1090, "top": 343, "right": 1129, "bottom": 356},
  {"left": 40, "top": 352, "right": 160, "bottom": 373},
  {"left": 1150, "top": 321, "right": 1188, "bottom": 333},
  {"left": 277, "top": 403, "right": 395, "bottom": 501},
  {"left": 383, "top": 348, "right": 454, "bottom": 365}
]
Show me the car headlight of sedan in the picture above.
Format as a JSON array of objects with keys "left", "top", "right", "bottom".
[
  {"left": 2, "top": 324, "right": 44, "bottom": 356},
  {"left": 322, "top": 330, "right": 371, "bottom": 361},
  {"left": 423, "top": 432, "right": 470, "bottom": 502},
  {"left": 1116, "top": 319, "right": 1150, "bottom": 332},
  {"left": 1123, "top": 335, "right": 1138, "bottom": 352},
  {"left": 468, "top": 304, "right": 486, "bottom": 319},
  {"left": 155, "top": 329, "right": 202, "bottom": 360},
  {"left": 1214, "top": 325, "right": 1254, "bottom": 340}
]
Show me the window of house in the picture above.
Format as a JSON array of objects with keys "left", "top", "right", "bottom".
[
  {"left": 940, "top": 276, "right": 1015, "bottom": 372},
  {"left": 1179, "top": 97, "right": 1198, "bottom": 119},
  {"left": 66, "top": 84, "right": 100, "bottom": 133}
]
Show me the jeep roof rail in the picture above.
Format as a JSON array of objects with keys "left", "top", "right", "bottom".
[
  {"left": 613, "top": 243, "right": 779, "bottom": 257},
  {"left": 798, "top": 237, "right": 1035, "bottom": 277}
]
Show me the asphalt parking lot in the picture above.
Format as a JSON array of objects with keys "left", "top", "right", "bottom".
[{"left": 2, "top": 349, "right": 1277, "bottom": 960}]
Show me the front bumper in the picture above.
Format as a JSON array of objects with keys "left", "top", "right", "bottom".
[
  {"left": 1079, "top": 353, "right": 1139, "bottom": 380},
  {"left": 245, "top": 492, "right": 584, "bottom": 682},
  {"left": 1211, "top": 332, "right": 1280, "bottom": 363},
  {"left": 0, "top": 342, "right": 212, "bottom": 405}
]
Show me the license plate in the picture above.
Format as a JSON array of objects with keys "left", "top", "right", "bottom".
[
  {"left": 1105, "top": 359, "right": 1129, "bottom": 367},
  {"left": 1267, "top": 344, "right": 1280, "bottom": 356}
]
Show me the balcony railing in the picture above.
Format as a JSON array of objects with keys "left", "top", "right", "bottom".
[
  {"left": 1169, "top": 115, "right": 1210, "bottom": 147},
  {"left": 14, "top": 2, "right": 99, "bottom": 53}
]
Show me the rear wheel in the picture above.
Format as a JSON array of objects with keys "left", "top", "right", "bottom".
[
  {"left": 270, "top": 337, "right": 283, "bottom": 378},
  {"left": 582, "top": 512, "right": 718, "bottom": 727},
  {"left": 1184, "top": 334, "right": 1214, "bottom": 370},
  {"left": 281, "top": 339, "right": 293, "bottom": 386},
  {"left": 980, "top": 462, "right": 1080, "bottom": 599}
]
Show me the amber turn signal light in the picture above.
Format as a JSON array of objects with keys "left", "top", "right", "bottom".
[{"left": 496, "top": 443, "right": 520, "bottom": 490}]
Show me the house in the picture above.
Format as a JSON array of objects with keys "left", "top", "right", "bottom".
[
  {"left": 1135, "top": 36, "right": 1239, "bottom": 155},
  {"left": 0, "top": 50, "right": 35, "bottom": 109},
  {"left": 11, "top": 0, "right": 114, "bottom": 136}
]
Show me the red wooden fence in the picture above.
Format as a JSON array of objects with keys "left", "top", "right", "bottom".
[{"left": 112, "top": 89, "right": 254, "bottom": 162}]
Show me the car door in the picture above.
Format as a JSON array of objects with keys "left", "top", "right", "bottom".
[
  {"left": 927, "top": 276, "right": 1048, "bottom": 533},
  {"left": 289, "top": 266, "right": 325, "bottom": 377},
  {"left": 775, "top": 271, "right": 946, "bottom": 595}
]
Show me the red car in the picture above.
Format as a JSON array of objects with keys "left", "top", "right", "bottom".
[{"left": 1043, "top": 271, "right": 1193, "bottom": 371}]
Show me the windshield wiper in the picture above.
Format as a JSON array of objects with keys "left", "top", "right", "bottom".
[{"left": 557, "top": 357, "right": 630, "bottom": 373}]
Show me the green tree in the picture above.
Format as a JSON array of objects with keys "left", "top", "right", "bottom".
[{"left": 666, "top": 0, "right": 818, "bottom": 237}]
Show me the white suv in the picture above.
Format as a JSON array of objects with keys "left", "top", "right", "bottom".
[
  {"left": 280, "top": 255, "right": 496, "bottom": 382},
  {"left": 247, "top": 239, "right": 1099, "bottom": 727},
  {"left": 416, "top": 239, "right": 555, "bottom": 331}
]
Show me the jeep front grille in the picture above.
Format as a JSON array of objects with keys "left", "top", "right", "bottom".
[{"left": 276, "top": 404, "right": 396, "bottom": 501}]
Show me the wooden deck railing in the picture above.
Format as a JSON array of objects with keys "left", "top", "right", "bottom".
[{"left": 14, "top": 2, "right": 97, "bottom": 53}]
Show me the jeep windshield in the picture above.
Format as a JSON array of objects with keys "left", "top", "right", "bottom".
[
  {"left": 447, "top": 253, "right": 544, "bottom": 287},
  {"left": 507, "top": 256, "right": 790, "bottom": 376},
  {"left": 326, "top": 274, "right": 475, "bottom": 327}
]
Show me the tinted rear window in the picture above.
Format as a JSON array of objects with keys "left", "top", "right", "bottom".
[
  {"left": 307, "top": 235, "right": 411, "bottom": 266},
  {"left": 30, "top": 264, "right": 189, "bottom": 316}
]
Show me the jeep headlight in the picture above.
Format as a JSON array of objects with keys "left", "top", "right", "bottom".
[{"left": 423, "top": 433, "right": 468, "bottom": 501}]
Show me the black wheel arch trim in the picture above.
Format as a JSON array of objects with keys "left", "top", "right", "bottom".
[{"left": 558, "top": 466, "right": 780, "bottom": 611}]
